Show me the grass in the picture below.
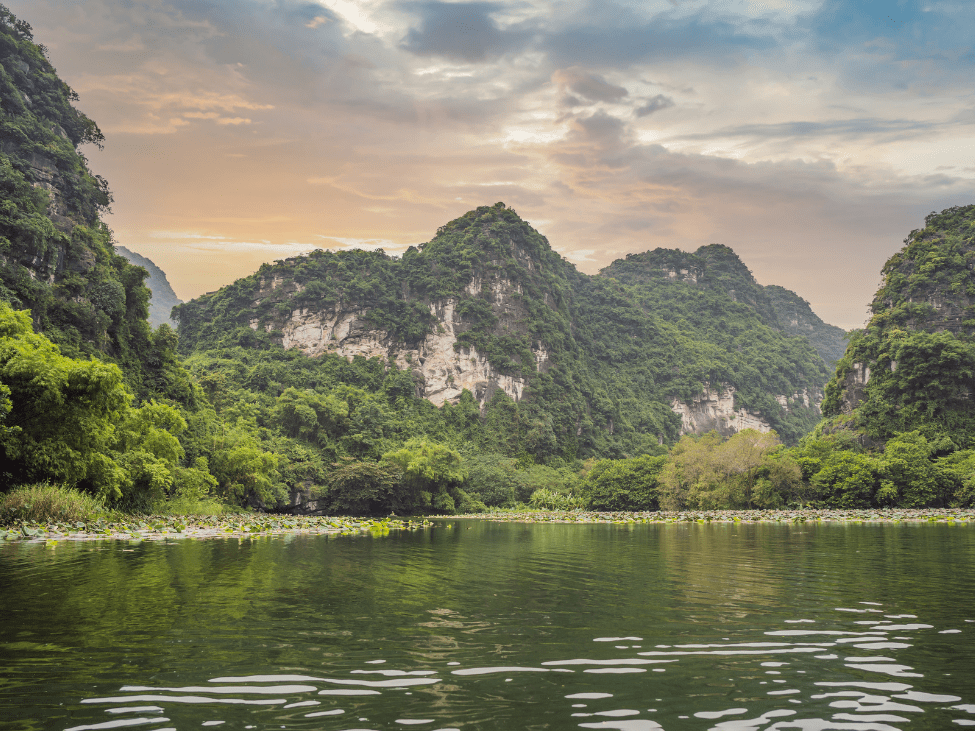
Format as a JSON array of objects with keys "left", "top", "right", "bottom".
[
  {"left": 0, "top": 483, "right": 106, "bottom": 523},
  {"left": 160, "top": 494, "right": 229, "bottom": 516}
]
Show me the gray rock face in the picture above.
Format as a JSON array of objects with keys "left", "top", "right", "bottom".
[
  {"left": 267, "top": 276, "right": 543, "bottom": 407},
  {"left": 670, "top": 383, "right": 821, "bottom": 437},
  {"left": 115, "top": 247, "right": 184, "bottom": 328}
]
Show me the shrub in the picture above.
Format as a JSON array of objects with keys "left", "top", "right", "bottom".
[
  {"left": 528, "top": 488, "right": 584, "bottom": 510},
  {"left": 0, "top": 483, "right": 104, "bottom": 522}
]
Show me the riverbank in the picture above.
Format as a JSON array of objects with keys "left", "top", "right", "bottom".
[
  {"left": 0, "top": 515, "right": 432, "bottom": 543},
  {"left": 3, "top": 508, "right": 973, "bottom": 543},
  {"left": 460, "top": 507, "right": 975, "bottom": 524}
]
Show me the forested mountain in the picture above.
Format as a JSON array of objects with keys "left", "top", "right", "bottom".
[
  {"left": 0, "top": 6, "right": 187, "bottom": 403},
  {"left": 175, "top": 204, "right": 835, "bottom": 451},
  {"left": 822, "top": 205, "right": 975, "bottom": 447},
  {"left": 0, "top": 6, "right": 206, "bottom": 507},
  {"left": 116, "top": 246, "right": 182, "bottom": 328},
  {"left": 764, "top": 285, "right": 848, "bottom": 367},
  {"left": 598, "top": 248, "right": 848, "bottom": 368}
]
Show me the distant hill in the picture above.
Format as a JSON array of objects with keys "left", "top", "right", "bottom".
[
  {"left": 764, "top": 285, "right": 848, "bottom": 368},
  {"left": 175, "top": 203, "right": 839, "bottom": 448},
  {"left": 115, "top": 247, "right": 182, "bottom": 328},
  {"left": 597, "top": 247, "right": 849, "bottom": 369}
]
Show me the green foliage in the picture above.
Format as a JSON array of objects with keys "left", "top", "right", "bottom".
[
  {"left": 382, "top": 439, "right": 468, "bottom": 514},
  {"left": 208, "top": 426, "right": 283, "bottom": 506},
  {"left": 582, "top": 455, "right": 667, "bottom": 511},
  {"left": 274, "top": 387, "right": 348, "bottom": 444},
  {"left": 938, "top": 449, "right": 975, "bottom": 507},
  {"left": 0, "top": 5, "right": 197, "bottom": 411},
  {"left": 0, "top": 303, "right": 249, "bottom": 512},
  {"left": 322, "top": 458, "right": 404, "bottom": 515},
  {"left": 658, "top": 430, "right": 790, "bottom": 510},
  {"left": 463, "top": 453, "right": 525, "bottom": 507},
  {"left": 764, "top": 284, "right": 849, "bottom": 367},
  {"left": 0, "top": 303, "right": 131, "bottom": 496},
  {"left": 809, "top": 451, "right": 880, "bottom": 508},
  {"left": 823, "top": 206, "right": 975, "bottom": 445},
  {"left": 528, "top": 487, "right": 584, "bottom": 511}
]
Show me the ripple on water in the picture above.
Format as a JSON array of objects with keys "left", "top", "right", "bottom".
[{"left": 68, "top": 602, "right": 973, "bottom": 730}]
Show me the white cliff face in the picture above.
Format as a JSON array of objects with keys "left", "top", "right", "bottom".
[
  {"left": 664, "top": 266, "right": 701, "bottom": 284},
  {"left": 671, "top": 384, "right": 821, "bottom": 437},
  {"left": 275, "top": 293, "right": 538, "bottom": 407},
  {"left": 670, "top": 384, "right": 771, "bottom": 436},
  {"left": 775, "top": 389, "right": 814, "bottom": 412}
]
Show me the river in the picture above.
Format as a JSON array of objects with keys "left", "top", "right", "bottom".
[{"left": 1, "top": 519, "right": 973, "bottom": 730}]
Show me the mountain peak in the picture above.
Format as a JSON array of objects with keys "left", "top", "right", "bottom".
[{"left": 421, "top": 202, "right": 559, "bottom": 269}]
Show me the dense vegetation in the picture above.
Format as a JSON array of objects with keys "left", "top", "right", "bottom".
[
  {"left": 175, "top": 205, "right": 835, "bottom": 454},
  {"left": 0, "top": 6, "right": 189, "bottom": 406},
  {"left": 823, "top": 206, "right": 975, "bottom": 446}
]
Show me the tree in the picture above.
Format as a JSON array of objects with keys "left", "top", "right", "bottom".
[
  {"left": 811, "top": 452, "right": 880, "bottom": 508},
  {"left": 208, "top": 427, "right": 283, "bottom": 506},
  {"left": 324, "top": 458, "right": 403, "bottom": 515},
  {"left": 657, "top": 430, "right": 783, "bottom": 510},
  {"left": 877, "top": 431, "right": 940, "bottom": 507},
  {"left": 0, "top": 304, "right": 130, "bottom": 497},
  {"left": 274, "top": 387, "right": 348, "bottom": 444},
  {"left": 382, "top": 439, "right": 468, "bottom": 513}
]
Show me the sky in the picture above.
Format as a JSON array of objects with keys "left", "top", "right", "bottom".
[{"left": 9, "top": 0, "right": 975, "bottom": 329}]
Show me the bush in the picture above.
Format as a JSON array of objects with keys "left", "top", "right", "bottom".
[
  {"left": 0, "top": 483, "right": 104, "bottom": 522},
  {"left": 528, "top": 488, "right": 584, "bottom": 510},
  {"left": 583, "top": 454, "right": 666, "bottom": 511},
  {"left": 160, "top": 495, "right": 228, "bottom": 516}
]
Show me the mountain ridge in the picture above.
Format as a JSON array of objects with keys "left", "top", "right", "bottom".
[{"left": 175, "top": 203, "right": 837, "bottom": 449}]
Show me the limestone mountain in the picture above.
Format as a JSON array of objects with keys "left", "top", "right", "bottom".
[
  {"left": 599, "top": 247, "right": 848, "bottom": 368},
  {"left": 175, "top": 203, "right": 836, "bottom": 451},
  {"left": 764, "top": 285, "right": 848, "bottom": 367},
  {"left": 116, "top": 247, "right": 182, "bottom": 328},
  {"left": 600, "top": 245, "right": 782, "bottom": 327},
  {"left": 822, "top": 205, "right": 975, "bottom": 447}
]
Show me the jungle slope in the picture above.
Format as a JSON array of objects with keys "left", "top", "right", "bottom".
[{"left": 175, "top": 203, "right": 836, "bottom": 453}]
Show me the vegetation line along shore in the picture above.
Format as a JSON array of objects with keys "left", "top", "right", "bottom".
[{"left": 2, "top": 509, "right": 973, "bottom": 545}]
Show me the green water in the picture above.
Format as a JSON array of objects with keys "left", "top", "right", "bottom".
[{"left": 1, "top": 520, "right": 974, "bottom": 730}]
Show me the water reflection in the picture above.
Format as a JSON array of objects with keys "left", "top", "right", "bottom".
[{"left": 1, "top": 521, "right": 973, "bottom": 730}]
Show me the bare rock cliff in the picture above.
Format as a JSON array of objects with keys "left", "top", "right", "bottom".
[
  {"left": 670, "top": 384, "right": 820, "bottom": 437},
  {"left": 255, "top": 275, "right": 548, "bottom": 407}
]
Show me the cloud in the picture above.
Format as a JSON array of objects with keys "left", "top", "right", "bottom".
[
  {"left": 181, "top": 240, "right": 321, "bottom": 255},
  {"left": 564, "top": 248, "right": 596, "bottom": 262},
  {"left": 541, "top": 5, "right": 778, "bottom": 69},
  {"left": 317, "top": 236, "right": 410, "bottom": 252},
  {"left": 668, "top": 117, "right": 944, "bottom": 146},
  {"left": 398, "top": 1, "right": 533, "bottom": 62},
  {"left": 635, "top": 94, "right": 674, "bottom": 117},
  {"left": 552, "top": 66, "right": 628, "bottom": 104}
]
